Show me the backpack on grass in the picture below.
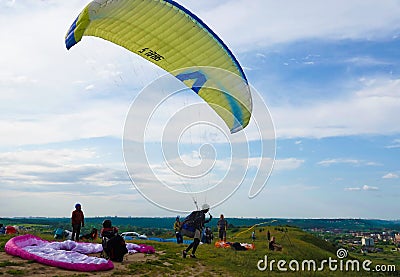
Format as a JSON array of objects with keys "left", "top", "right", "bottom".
[{"left": 103, "top": 234, "right": 128, "bottom": 262}]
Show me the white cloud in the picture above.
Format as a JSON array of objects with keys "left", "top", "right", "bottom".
[
  {"left": 273, "top": 77, "right": 400, "bottom": 138},
  {"left": 0, "top": 189, "right": 148, "bottom": 217},
  {"left": 385, "top": 139, "right": 400, "bottom": 149},
  {"left": 85, "top": 84, "right": 95, "bottom": 91},
  {"left": 0, "top": 101, "right": 129, "bottom": 146},
  {"left": 344, "top": 187, "right": 361, "bottom": 191},
  {"left": 2, "top": 0, "right": 16, "bottom": 7},
  {"left": 318, "top": 158, "right": 380, "bottom": 167},
  {"left": 0, "top": 148, "right": 131, "bottom": 194},
  {"left": 345, "top": 56, "right": 391, "bottom": 67},
  {"left": 277, "top": 183, "right": 319, "bottom": 192},
  {"left": 362, "top": 185, "right": 379, "bottom": 191},
  {"left": 382, "top": 173, "right": 399, "bottom": 179},
  {"left": 0, "top": 74, "right": 37, "bottom": 85},
  {"left": 274, "top": 158, "right": 304, "bottom": 171},
  {"left": 193, "top": 0, "right": 400, "bottom": 51},
  {"left": 344, "top": 185, "right": 379, "bottom": 191}
]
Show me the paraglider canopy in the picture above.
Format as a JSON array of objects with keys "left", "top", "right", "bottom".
[{"left": 65, "top": 0, "right": 252, "bottom": 133}]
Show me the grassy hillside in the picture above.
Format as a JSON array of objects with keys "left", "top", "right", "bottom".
[{"left": 0, "top": 226, "right": 398, "bottom": 276}]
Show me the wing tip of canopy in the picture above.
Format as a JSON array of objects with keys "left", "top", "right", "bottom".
[{"left": 65, "top": 6, "right": 91, "bottom": 50}]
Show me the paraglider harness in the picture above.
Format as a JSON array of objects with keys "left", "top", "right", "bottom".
[
  {"left": 100, "top": 220, "right": 127, "bottom": 262},
  {"left": 180, "top": 211, "right": 204, "bottom": 238},
  {"left": 181, "top": 210, "right": 212, "bottom": 238}
]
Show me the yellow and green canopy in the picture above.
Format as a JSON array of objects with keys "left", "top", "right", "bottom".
[{"left": 65, "top": 0, "right": 252, "bottom": 133}]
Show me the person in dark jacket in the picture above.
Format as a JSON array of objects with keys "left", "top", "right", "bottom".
[
  {"left": 217, "top": 214, "right": 228, "bottom": 242},
  {"left": 71, "top": 203, "right": 84, "bottom": 241},
  {"left": 182, "top": 204, "right": 212, "bottom": 258},
  {"left": 269, "top": 236, "right": 282, "bottom": 251},
  {"left": 100, "top": 219, "right": 118, "bottom": 237}
]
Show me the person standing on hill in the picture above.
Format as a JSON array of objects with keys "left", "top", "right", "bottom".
[
  {"left": 217, "top": 214, "right": 228, "bottom": 242},
  {"left": 174, "top": 216, "right": 183, "bottom": 244},
  {"left": 71, "top": 203, "right": 84, "bottom": 241}
]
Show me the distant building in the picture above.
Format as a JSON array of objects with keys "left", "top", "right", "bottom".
[
  {"left": 395, "top": 234, "right": 400, "bottom": 244},
  {"left": 361, "top": 237, "right": 374, "bottom": 247}
]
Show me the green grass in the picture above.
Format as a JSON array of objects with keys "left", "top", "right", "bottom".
[
  {"left": 0, "top": 261, "right": 23, "bottom": 267},
  {"left": 5, "top": 269, "right": 25, "bottom": 275}
]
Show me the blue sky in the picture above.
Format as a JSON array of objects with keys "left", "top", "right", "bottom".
[{"left": 0, "top": 0, "right": 399, "bottom": 219}]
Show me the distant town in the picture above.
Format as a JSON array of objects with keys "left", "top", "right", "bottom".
[{"left": 306, "top": 226, "right": 400, "bottom": 254}]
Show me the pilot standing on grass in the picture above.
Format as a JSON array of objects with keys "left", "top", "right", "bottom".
[
  {"left": 217, "top": 214, "right": 228, "bottom": 242},
  {"left": 182, "top": 203, "right": 212, "bottom": 259},
  {"left": 174, "top": 216, "right": 184, "bottom": 244},
  {"left": 71, "top": 203, "right": 84, "bottom": 241}
]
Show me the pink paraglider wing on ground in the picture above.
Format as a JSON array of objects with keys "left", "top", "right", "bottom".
[{"left": 5, "top": 234, "right": 113, "bottom": 272}]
